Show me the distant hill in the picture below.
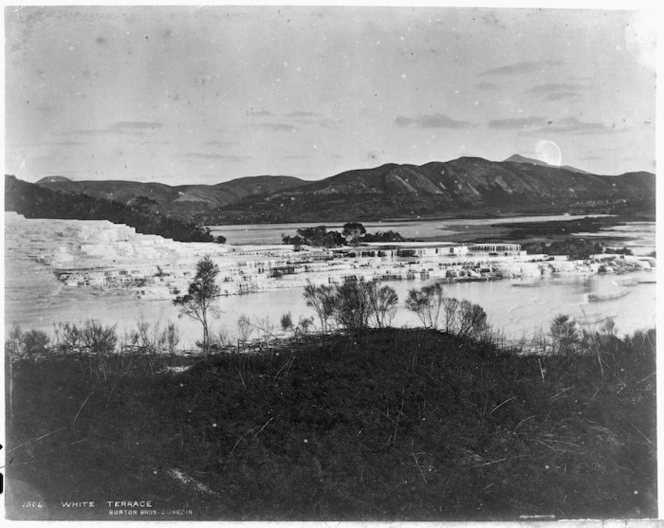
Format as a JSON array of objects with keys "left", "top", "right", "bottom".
[
  {"left": 37, "top": 175, "right": 72, "bottom": 183},
  {"left": 36, "top": 175, "right": 307, "bottom": 222},
  {"left": 503, "top": 154, "right": 551, "bottom": 166},
  {"left": 214, "top": 157, "right": 655, "bottom": 223},
  {"left": 504, "top": 154, "right": 590, "bottom": 175},
  {"left": 5, "top": 175, "right": 219, "bottom": 243},
  {"left": 28, "top": 156, "right": 655, "bottom": 225}
]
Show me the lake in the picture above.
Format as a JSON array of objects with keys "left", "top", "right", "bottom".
[
  {"left": 7, "top": 268, "right": 656, "bottom": 350},
  {"left": 207, "top": 214, "right": 613, "bottom": 246}
]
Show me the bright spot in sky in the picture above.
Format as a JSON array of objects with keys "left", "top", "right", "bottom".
[{"left": 535, "top": 139, "right": 563, "bottom": 166}]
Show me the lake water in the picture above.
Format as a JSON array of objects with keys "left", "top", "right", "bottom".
[
  {"left": 7, "top": 269, "right": 656, "bottom": 349},
  {"left": 208, "top": 214, "right": 612, "bottom": 246}
]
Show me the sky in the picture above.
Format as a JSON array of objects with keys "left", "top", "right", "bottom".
[{"left": 4, "top": 5, "right": 657, "bottom": 185}]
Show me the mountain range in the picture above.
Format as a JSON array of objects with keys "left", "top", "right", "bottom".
[{"left": 32, "top": 155, "right": 655, "bottom": 224}]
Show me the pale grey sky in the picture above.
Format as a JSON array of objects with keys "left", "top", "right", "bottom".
[{"left": 5, "top": 6, "right": 656, "bottom": 185}]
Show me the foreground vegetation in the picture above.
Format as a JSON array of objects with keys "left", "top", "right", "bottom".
[{"left": 6, "top": 315, "right": 656, "bottom": 520}]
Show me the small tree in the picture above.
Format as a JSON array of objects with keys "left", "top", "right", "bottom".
[
  {"left": 343, "top": 222, "right": 366, "bottom": 245},
  {"left": 405, "top": 283, "right": 446, "bottom": 329},
  {"left": 367, "top": 282, "right": 399, "bottom": 328},
  {"left": 173, "top": 255, "right": 221, "bottom": 354},
  {"left": 456, "top": 301, "right": 488, "bottom": 340},
  {"left": 280, "top": 312, "right": 294, "bottom": 332},
  {"left": 549, "top": 314, "right": 579, "bottom": 355},
  {"left": 78, "top": 320, "right": 118, "bottom": 355},
  {"left": 237, "top": 314, "right": 253, "bottom": 348},
  {"left": 303, "top": 280, "right": 336, "bottom": 333},
  {"left": 442, "top": 297, "right": 460, "bottom": 334},
  {"left": 332, "top": 279, "right": 373, "bottom": 332}
]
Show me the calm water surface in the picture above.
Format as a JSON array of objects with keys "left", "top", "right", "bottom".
[
  {"left": 208, "top": 214, "right": 612, "bottom": 246},
  {"left": 7, "top": 271, "right": 656, "bottom": 349}
]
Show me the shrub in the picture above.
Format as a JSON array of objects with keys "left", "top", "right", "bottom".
[
  {"left": 405, "top": 285, "right": 489, "bottom": 340},
  {"left": 123, "top": 319, "right": 180, "bottom": 355},
  {"left": 330, "top": 279, "right": 374, "bottom": 332},
  {"left": 280, "top": 312, "right": 294, "bottom": 332},
  {"left": 54, "top": 322, "right": 84, "bottom": 355},
  {"left": 549, "top": 314, "right": 580, "bottom": 355},
  {"left": 442, "top": 297, "right": 460, "bottom": 334},
  {"left": 367, "top": 283, "right": 399, "bottom": 328},
  {"left": 303, "top": 281, "right": 336, "bottom": 333},
  {"left": 455, "top": 301, "right": 489, "bottom": 340},
  {"left": 5, "top": 325, "right": 24, "bottom": 362},
  {"left": 237, "top": 314, "right": 253, "bottom": 344},
  {"left": 81, "top": 320, "right": 118, "bottom": 355},
  {"left": 23, "top": 329, "right": 51, "bottom": 358},
  {"left": 405, "top": 283, "right": 445, "bottom": 329}
]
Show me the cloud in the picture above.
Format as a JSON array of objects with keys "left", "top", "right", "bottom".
[
  {"left": 536, "top": 117, "right": 616, "bottom": 135},
  {"left": 544, "top": 92, "right": 583, "bottom": 101},
  {"left": 68, "top": 129, "right": 115, "bottom": 136},
  {"left": 287, "top": 111, "right": 319, "bottom": 118},
  {"left": 52, "top": 140, "right": 84, "bottom": 146},
  {"left": 204, "top": 140, "right": 238, "bottom": 147},
  {"left": 281, "top": 155, "right": 310, "bottom": 160},
  {"left": 480, "top": 59, "right": 563, "bottom": 76},
  {"left": 395, "top": 113, "right": 472, "bottom": 129},
  {"left": 526, "top": 83, "right": 587, "bottom": 95},
  {"left": 475, "top": 82, "right": 500, "bottom": 91},
  {"left": 487, "top": 116, "right": 546, "bottom": 129},
  {"left": 183, "top": 153, "right": 253, "bottom": 162},
  {"left": 246, "top": 109, "right": 273, "bottom": 117},
  {"left": 67, "top": 121, "right": 164, "bottom": 136},
  {"left": 247, "top": 123, "right": 298, "bottom": 132},
  {"left": 112, "top": 121, "right": 164, "bottom": 130}
]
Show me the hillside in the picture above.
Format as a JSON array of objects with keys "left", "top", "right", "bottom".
[
  {"left": 36, "top": 175, "right": 72, "bottom": 183},
  {"left": 215, "top": 157, "right": 655, "bottom": 223},
  {"left": 30, "top": 156, "right": 655, "bottom": 225},
  {"left": 5, "top": 175, "right": 218, "bottom": 243},
  {"left": 37, "top": 175, "right": 307, "bottom": 222}
]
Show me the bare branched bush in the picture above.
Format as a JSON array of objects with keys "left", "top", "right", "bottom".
[
  {"left": 331, "top": 279, "right": 374, "bottom": 332},
  {"left": 81, "top": 320, "right": 118, "bottom": 355},
  {"left": 442, "top": 297, "right": 460, "bottom": 333},
  {"left": 549, "top": 314, "right": 580, "bottom": 356},
  {"left": 280, "top": 312, "right": 294, "bottom": 332},
  {"left": 456, "top": 301, "right": 489, "bottom": 340},
  {"left": 7, "top": 326, "right": 51, "bottom": 362},
  {"left": 367, "top": 282, "right": 399, "bottom": 328},
  {"left": 53, "top": 322, "right": 84, "bottom": 355},
  {"left": 303, "top": 279, "right": 399, "bottom": 334},
  {"left": 122, "top": 319, "right": 181, "bottom": 355},
  {"left": 237, "top": 314, "right": 253, "bottom": 345},
  {"left": 405, "top": 283, "right": 445, "bottom": 329},
  {"left": 252, "top": 316, "right": 277, "bottom": 346},
  {"left": 303, "top": 281, "right": 336, "bottom": 333}
]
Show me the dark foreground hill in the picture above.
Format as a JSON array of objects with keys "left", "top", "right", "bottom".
[
  {"left": 37, "top": 174, "right": 307, "bottom": 223},
  {"left": 5, "top": 175, "right": 217, "bottom": 243},
  {"left": 6, "top": 328, "right": 656, "bottom": 521},
  {"left": 216, "top": 157, "right": 655, "bottom": 223}
]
